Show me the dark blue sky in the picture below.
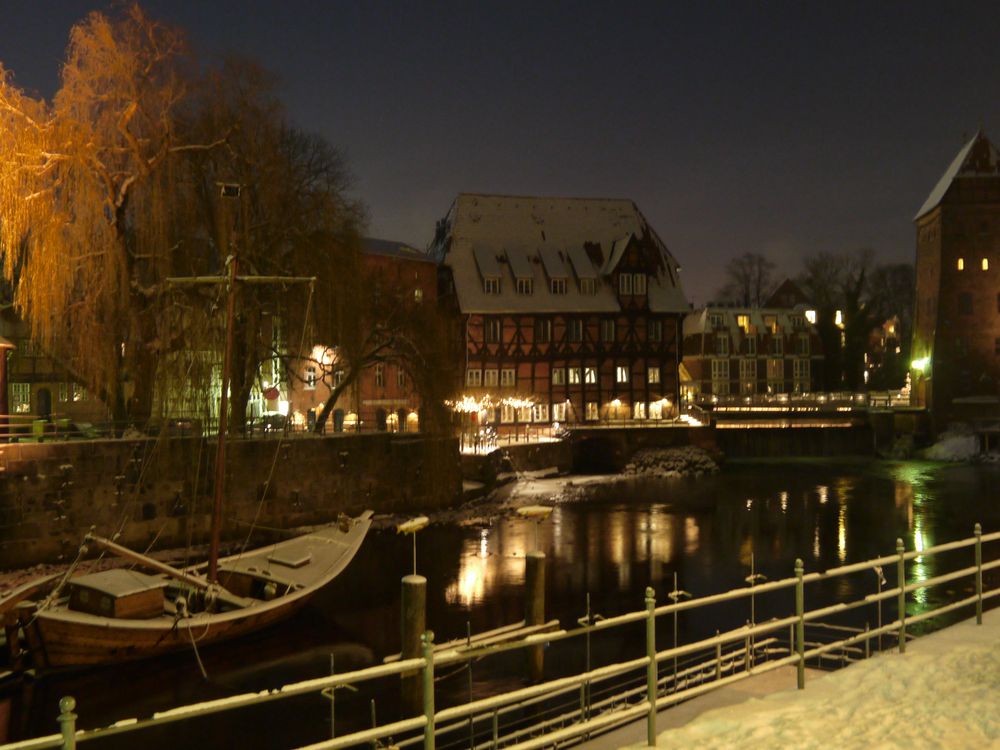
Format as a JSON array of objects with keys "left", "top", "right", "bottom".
[{"left": 3, "top": 1, "right": 999, "bottom": 303}]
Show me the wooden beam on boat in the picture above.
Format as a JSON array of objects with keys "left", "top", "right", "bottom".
[{"left": 84, "top": 534, "right": 255, "bottom": 610}]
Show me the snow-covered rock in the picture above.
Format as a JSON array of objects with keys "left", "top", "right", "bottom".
[
  {"left": 622, "top": 447, "right": 719, "bottom": 478},
  {"left": 924, "top": 425, "right": 978, "bottom": 462}
]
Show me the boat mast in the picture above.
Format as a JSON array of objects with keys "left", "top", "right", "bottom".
[{"left": 208, "top": 182, "right": 243, "bottom": 583}]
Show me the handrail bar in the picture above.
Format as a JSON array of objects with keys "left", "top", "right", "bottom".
[
  {"left": 903, "top": 565, "right": 976, "bottom": 594},
  {"left": 903, "top": 537, "right": 976, "bottom": 560},
  {"left": 653, "top": 575, "right": 801, "bottom": 617},
  {"left": 295, "top": 717, "right": 428, "bottom": 750},
  {"left": 803, "top": 587, "right": 901, "bottom": 622}
]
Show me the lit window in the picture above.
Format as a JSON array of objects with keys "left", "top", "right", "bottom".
[
  {"left": 616, "top": 365, "right": 629, "bottom": 383},
  {"left": 11, "top": 383, "right": 30, "bottom": 413},
  {"left": 516, "top": 278, "right": 533, "bottom": 295},
  {"left": 484, "top": 277, "right": 500, "bottom": 294},
  {"left": 532, "top": 403, "right": 549, "bottom": 423},
  {"left": 484, "top": 369, "right": 498, "bottom": 387},
  {"left": 648, "top": 367, "right": 660, "bottom": 384},
  {"left": 633, "top": 273, "right": 647, "bottom": 295},
  {"left": 500, "top": 368, "right": 516, "bottom": 387},
  {"left": 334, "top": 370, "right": 345, "bottom": 387},
  {"left": 519, "top": 406, "right": 532, "bottom": 422},
  {"left": 58, "top": 383, "right": 69, "bottom": 403},
  {"left": 305, "top": 366, "right": 317, "bottom": 390},
  {"left": 550, "top": 278, "right": 567, "bottom": 294},
  {"left": 568, "top": 367, "right": 581, "bottom": 384},
  {"left": 805, "top": 309, "right": 817, "bottom": 324},
  {"left": 584, "top": 367, "right": 597, "bottom": 384},
  {"left": 736, "top": 314, "right": 750, "bottom": 332},
  {"left": 552, "top": 402, "right": 567, "bottom": 422},
  {"left": 375, "top": 363, "right": 385, "bottom": 387},
  {"left": 414, "top": 288, "right": 424, "bottom": 302},
  {"left": 552, "top": 368, "right": 566, "bottom": 385},
  {"left": 501, "top": 404, "right": 515, "bottom": 423},
  {"left": 73, "top": 385, "right": 88, "bottom": 402},
  {"left": 465, "top": 369, "right": 482, "bottom": 387},
  {"left": 767, "top": 358, "right": 783, "bottom": 379},
  {"left": 958, "top": 258, "right": 965, "bottom": 271},
  {"left": 633, "top": 402, "right": 647, "bottom": 419},
  {"left": 619, "top": 274, "right": 633, "bottom": 295},
  {"left": 585, "top": 401, "right": 599, "bottom": 421},
  {"left": 983, "top": 258, "right": 990, "bottom": 271}
]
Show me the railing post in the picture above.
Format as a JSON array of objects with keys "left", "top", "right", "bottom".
[
  {"left": 896, "top": 538, "right": 906, "bottom": 653},
  {"left": 423, "top": 631, "right": 435, "bottom": 750},
  {"left": 975, "top": 522, "right": 983, "bottom": 625},
  {"left": 794, "top": 558, "right": 805, "bottom": 690},
  {"left": 714, "top": 630, "right": 721, "bottom": 681},
  {"left": 58, "top": 696, "right": 76, "bottom": 750},
  {"left": 645, "top": 587, "right": 657, "bottom": 747}
]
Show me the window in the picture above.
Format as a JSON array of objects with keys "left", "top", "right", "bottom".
[
  {"left": 711, "top": 359, "right": 730, "bottom": 379},
  {"left": 485, "top": 318, "right": 501, "bottom": 343},
  {"left": 553, "top": 402, "right": 567, "bottom": 422},
  {"left": 619, "top": 274, "right": 633, "bottom": 295},
  {"left": 397, "top": 368, "right": 406, "bottom": 388},
  {"left": 519, "top": 406, "right": 532, "bottom": 422},
  {"left": 501, "top": 368, "right": 516, "bottom": 387},
  {"left": 11, "top": 383, "right": 30, "bottom": 413},
  {"left": 739, "top": 359, "right": 757, "bottom": 380},
  {"left": 714, "top": 380, "right": 730, "bottom": 396},
  {"left": 790, "top": 315, "right": 805, "bottom": 330},
  {"left": 633, "top": 273, "right": 647, "bottom": 295},
  {"left": 484, "top": 277, "right": 500, "bottom": 294},
  {"left": 568, "top": 319, "right": 583, "bottom": 342},
  {"left": 616, "top": 365, "right": 629, "bottom": 383},
  {"left": 957, "top": 258, "right": 965, "bottom": 271},
  {"left": 534, "top": 319, "right": 551, "bottom": 343},
  {"left": 647, "top": 319, "right": 662, "bottom": 342},
  {"left": 58, "top": 383, "right": 69, "bottom": 403},
  {"left": 552, "top": 368, "right": 566, "bottom": 385},
  {"left": 580, "top": 278, "right": 597, "bottom": 295},
  {"left": 375, "top": 363, "right": 385, "bottom": 387},
  {"left": 584, "top": 367, "right": 597, "bottom": 384},
  {"left": 767, "top": 358, "right": 784, "bottom": 380},
  {"left": 959, "top": 292, "right": 972, "bottom": 315},
  {"left": 648, "top": 367, "right": 660, "bottom": 384},
  {"left": 550, "top": 278, "right": 567, "bottom": 294},
  {"left": 763, "top": 315, "right": 777, "bottom": 333},
  {"left": 501, "top": 404, "right": 515, "bottom": 423},
  {"left": 601, "top": 319, "right": 615, "bottom": 343},
  {"left": 797, "top": 334, "right": 810, "bottom": 356},
  {"left": 715, "top": 336, "right": 729, "bottom": 355},
  {"left": 736, "top": 314, "right": 750, "bottom": 332},
  {"left": 633, "top": 402, "right": 647, "bottom": 419},
  {"left": 73, "top": 385, "right": 88, "bottom": 402},
  {"left": 466, "top": 369, "right": 482, "bottom": 387},
  {"left": 305, "top": 366, "right": 317, "bottom": 390},
  {"left": 334, "top": 370, "right": 345, "bottom": 387},
  {"left": 773, "top": 335, "right": 783, "bottom": 354},
  {"left": 746, "top": 336, "right": 757, "bottom": 355},
  {"left": 532, "top": 403, "right": 549, "bottom": 423},
  {"left": 414, "top": 288, "right": 424, "bottom": 303},
  {"left": 793, "top": 359, "right": 810, "bottom": 379},
  {"left": 569, "top": 367, "right": 581, "bottom": 384},
  {"left": 585, "top": 401, "right": 599, "bottom": 421},
  {"left": 709, "top": 313, "right": 725, "bottom": 329},
  {"left": 984, "top": 258, "right": 990, "bottom": 271},
  {"left": 516, "top": 277, "right": 533, "bottom": 295},
  {"left": 484, "top": 369, "right": 498, "bottom": 387}
]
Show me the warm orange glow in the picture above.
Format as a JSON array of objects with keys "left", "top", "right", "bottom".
[{"left": 957, "top": 257, "right": 965, "bottom": 270}]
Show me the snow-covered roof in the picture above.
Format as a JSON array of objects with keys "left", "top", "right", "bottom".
[
  {"left": 683, "top": 306, "right": 814, "bottom": 337},
  {"left": 362, "top": 237, "right": 434, "bottom": 263},
  {"left": 435, "top": 193, "right": 689, "bottom": 314},
  {"left": 915, "top": 132, "right": 1000, "bottom": 220}
]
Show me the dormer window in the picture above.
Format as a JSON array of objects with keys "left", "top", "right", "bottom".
[
  {"left": 550, "top": 278, "right": 567, "bottom": 294},
  {"left": 580, "top": 278, "right": 597, "bottom": 295},
  {"left": 619, "top": 274, "right": 633, "bottom": 295},
  {"left": 516, "top": 278, "right": 533, "bottom": 295},
  {"left": 633, "top": 273, "right": 647, "bottom": 295},
  {"left": 484, "top": 277, "right": 500, "bottom": 294},
  {"left": 709, "top": 313, "right": 725, "bottom": 329}
]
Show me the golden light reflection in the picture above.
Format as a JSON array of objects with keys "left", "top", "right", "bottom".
[
  {"left": 817, "top": 485, "right": 829, "bottom": 504},
  {"left": 684, "top": 517, "right": 700, "bottom": 556},
  {"left": 837, "top": 504, "right": 847, "bottom": 562},
  {"left": 780, "top": 491, "right": 788, "bottom": 513},
  {"left": 813, "top": 525, "right": 820, "bottom": 559},
  {"left": 446, "top": 537, "right": 489, "bottom": 607}
]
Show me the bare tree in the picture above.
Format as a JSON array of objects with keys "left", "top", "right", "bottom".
[{"left": 715, "top": 253, "right": 776, "bottom": 307}]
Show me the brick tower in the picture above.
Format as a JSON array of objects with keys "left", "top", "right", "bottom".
[{"left": 912, "top": 132, "right": 1000, "bottom": 427}]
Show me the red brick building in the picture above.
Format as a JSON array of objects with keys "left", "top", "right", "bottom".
[
  {"left": 431, "top": 194, "right": 689, "bottom": 434},
  {"left": 287, "top": 239, "right": 437, "bottom": 432},
  {"left": 681, "top": 306, "right": 824, "bottom": 403},
  {"left": 912, "top": 131, "right": 1000, "bottom": 426}
]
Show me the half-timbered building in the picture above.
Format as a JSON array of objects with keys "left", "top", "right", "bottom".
[{"left": 431, "top": 194, "right": 689, "bottom": 434}]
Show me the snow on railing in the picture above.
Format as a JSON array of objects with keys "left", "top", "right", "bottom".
[{"left": 7, "top": 523, "right": 998, "bottom": 750}]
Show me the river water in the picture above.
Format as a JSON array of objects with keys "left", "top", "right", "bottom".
[{"left": 3, "top": 459, "right": 999, "bottom": 747}]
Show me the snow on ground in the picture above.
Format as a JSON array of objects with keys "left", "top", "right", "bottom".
[
  {"left": 924, "top": 428, "right": 979, "bottom": 462},
  {"left": 631, "top": 609, "right": 1000, "bottom": 750}
]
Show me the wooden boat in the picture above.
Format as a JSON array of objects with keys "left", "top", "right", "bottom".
[
  {"left": 12, "top": 512, "right": 372, "bottom": 668},
  {"left": 2, "top": 200, "right": 373, "bottom": 671}
]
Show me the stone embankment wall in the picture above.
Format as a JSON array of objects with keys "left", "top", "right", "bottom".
[{"left": 0, "top": 434, "right": 461, "bottom": 569}]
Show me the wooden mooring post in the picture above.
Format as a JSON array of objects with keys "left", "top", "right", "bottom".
[
  {"left": 401, "top": 574, "right": 428, "bottom": 714},
  {"left": 525, "top": 551, "right": 546, "bottom": 682}
]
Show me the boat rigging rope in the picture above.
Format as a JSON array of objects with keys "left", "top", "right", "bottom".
[{"left": 234, "top": 279, "right": 316, "bottom": 560}]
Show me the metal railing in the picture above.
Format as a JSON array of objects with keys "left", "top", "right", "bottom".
[{"left": 7, "top": 523, "right": 998, "bottom": 750}]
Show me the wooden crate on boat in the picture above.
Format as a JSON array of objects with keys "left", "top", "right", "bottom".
[{"left": 68, "top": 570, "right": 167, "bottom": 619}]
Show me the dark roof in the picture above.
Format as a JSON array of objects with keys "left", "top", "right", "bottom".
[
  {"left": 765, "top": 278, "right": 811, "bottom": 309},
  {"left": 362, "top": 237, "right": 435, "bottom": 263},
  {"left": 915, "top": 131, "right": 1000, "bottom": 220}
]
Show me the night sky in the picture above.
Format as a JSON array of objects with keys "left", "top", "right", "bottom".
[{"left": 3, "top": 1, "right": 999, "bottom": 304}]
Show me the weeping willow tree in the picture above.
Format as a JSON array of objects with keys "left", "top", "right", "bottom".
[{"left": 0, "top": 5, "right": 224, "bottom": 429}]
